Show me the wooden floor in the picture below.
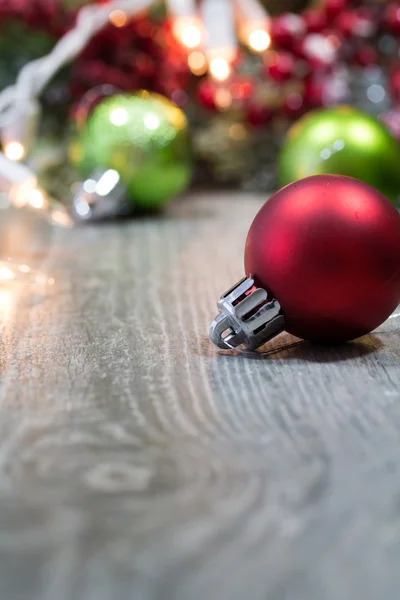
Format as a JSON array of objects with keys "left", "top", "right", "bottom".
[{"left": 0, "top": 192, "right": 399, "bottom": 600}]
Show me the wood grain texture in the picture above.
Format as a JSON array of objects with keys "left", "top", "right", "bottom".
[{"left": 0, "top": 192, "right": 399, "bottom": 600}]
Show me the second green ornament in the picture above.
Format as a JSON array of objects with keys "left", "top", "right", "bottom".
[{"left": 278, "top": 105, "right": 400, "bottom": 206}]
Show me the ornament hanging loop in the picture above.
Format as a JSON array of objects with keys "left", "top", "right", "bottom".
[
  {"left": 71, "top": 168, "right": 131, "bottom": 222},
  {"left": 210, "top": 276, "right": 285, "bottom": 350}
]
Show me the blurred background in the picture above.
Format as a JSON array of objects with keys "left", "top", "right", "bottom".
[{"left": 1, "top": 0, "right": 400, "bottom": 213}]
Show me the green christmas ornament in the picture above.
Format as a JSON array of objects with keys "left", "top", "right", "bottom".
[
  {"left": 278, "top": 106, "right": 400, "bottom": 206},
  {"left": 69, "top": 92, "right": 193, "bottom": 214}
]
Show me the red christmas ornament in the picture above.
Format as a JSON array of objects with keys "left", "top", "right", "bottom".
[{"left": 210, "top": 175, "right": 400, "bottom": 350}]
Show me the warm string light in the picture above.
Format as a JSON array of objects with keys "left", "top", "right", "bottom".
[
  {"left": 171, "top": 0, "right": 272, "bottom": 79},
  {"left": 26, "top": 188, "right": 47, "bottom": 210},
  {"left": 0, "top": 260, "right": 55, "bottom": 286},
  {"left": 0, "top": 151, "right": 73, "bottom": 227},
  {"left": 0, "top": 265, "right": 15, "bottom": 282},
  {"left": 0, "top": 266, "right": 53, "bottom": 319},
  {"left": 0, "top": 100, "right": 40, "bottom": 165},
  {"left": 168, "top": 0, "right": 201, "bottom": 48},
  {"left": 4, "top": 141, "right": 26, "bottom": 161},
  {"left": 169, "top": 0, "right": 249, "bottom": 81},
  {"left": 109, "top": 9, "right": 128, "bottom": 27},
  {"left": 188, "top": 51, "right": 207, "bottom": 75},
  {"left": 10, "top": 180, "right": 49, "bottom": 212},
  {"left": 173, "top": 17, "right": 203, "bottom": 49},
  {"left": 175, "top": 0, "right": 271, "bottom": 78},
  {"left": 201, "top": 0, "right": 237, "bottom": 82},
  {"left": 16, "top": 186, "right": 73, "bottom": 227},
  {"left": 168, "top": 1, "right": 205, "bottom": 73},
  {"left": 214, "top": 86, "right": 233, "bottom": 110},
  {"left": 235, "top": 0, "right": 271, "bottom": 53},
  {"left": 247, "top": 28, "right": 271, "bottom": 52},
  {"left": 209, "top": 57, "right": 232, "bottom": 82}
]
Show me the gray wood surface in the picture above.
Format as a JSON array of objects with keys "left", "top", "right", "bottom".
[{"left": 0, "top": 191, "right": 399, "bottom": 600}]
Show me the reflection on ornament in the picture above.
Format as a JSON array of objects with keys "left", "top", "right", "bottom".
[
  {"left": 71, "top": 168, "right": 129, "bottom": 222},
  {"left": 109, "top": 107, "right": 129, "bottom": 127},
  {"left": 70, "top": 92, "right": 193, "bottom": 212},
  {"left": 279, "top": 106, "right": 400, "bottom": 205}
]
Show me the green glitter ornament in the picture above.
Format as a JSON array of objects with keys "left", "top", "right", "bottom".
[
  {"left": 69, "top": 92, "right": 193, "bottom": 211},
  {"left": 278, "top": 105, "right": 400, "bottom": 206}
]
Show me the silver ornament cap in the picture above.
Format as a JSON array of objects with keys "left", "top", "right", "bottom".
[
  {"left": 71, "top": 168, "right": 132, "bottom": 222},
  {"left": 210, "top": 276, "right": 285, "bottom": 351}
]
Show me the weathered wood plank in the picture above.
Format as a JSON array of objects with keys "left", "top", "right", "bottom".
[{"left": 0, "top": 193, "right": 399, "bottom": 600}]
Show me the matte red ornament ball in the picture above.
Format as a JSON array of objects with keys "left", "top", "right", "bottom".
[{"left": 244, "top": 175, "right": 400, "bottom": 343}]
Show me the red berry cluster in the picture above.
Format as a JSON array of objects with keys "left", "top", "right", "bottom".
[
  {"left": 0, "top": 0, "right": 71, "bottom": 36},
  {"left": 0, "top": 1, "right": 192, "bottom": 107},
  {"left": 197, "top": 0, "right": 400, "bottom": 128},
  {"left": 70, "top": 16, "right": 190, "bottom": 104}
]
